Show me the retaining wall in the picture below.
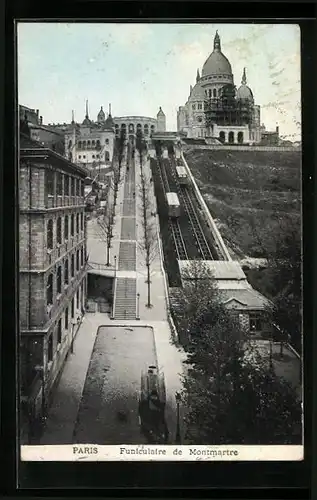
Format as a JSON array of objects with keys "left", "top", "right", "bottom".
[{"left": 180, "top": 152, "right": 232, "bottom": 261}]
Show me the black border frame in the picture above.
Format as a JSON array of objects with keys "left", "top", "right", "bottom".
[{"left": 2, "top": 1, "right": 315, "bottom": 497}]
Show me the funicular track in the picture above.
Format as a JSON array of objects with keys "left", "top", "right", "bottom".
[
  {"left": 155, "top": 157, "right": 188, "bottom": 260},
  {"left": 167, "top": 156, "right": 214, "bottom": 260}
]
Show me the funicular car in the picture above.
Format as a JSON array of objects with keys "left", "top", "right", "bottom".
[{"left": 138, "top": 365, "right": 168, "bottom": 443}]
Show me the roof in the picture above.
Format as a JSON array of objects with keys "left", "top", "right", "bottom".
[
  {"left": 179, "top": 260, "right": 247, "bottom": 280},
  {"left": 176, "top": 166, "right": 187, "bottom": 176},
  {"left": 166, "top": 192, "right": 180, "bottom": 206},
  {"left": 20, "top": 133, "right": 89, "bottom": 177},
  {"left": 236, "top": 84, "right": 254, "bottom": 101},
  {"left": 219, "top": 288, "right": 271, "bottom": 310},
  {"left": 202, "top": 50, "right": 232, "bottom": 78},
  {"left": 188, "top": 83, "right": 205, "bottom": 101}
]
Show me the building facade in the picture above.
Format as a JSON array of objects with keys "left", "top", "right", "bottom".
[
  {"left": 177, "top": 32, "right": 262, "bottom": 144},
  {"left": 114, "top": 116, "right": 156, "bottom": 146},
  {"left": 19, "top": 132, "right": 89, "bottom": 439}
]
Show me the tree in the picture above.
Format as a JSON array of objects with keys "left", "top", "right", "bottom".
[
  {"left": 136, "top": 129, "right": 147, "bottom": 170},
  {"left": 138, "top": 171, "right": 158, "bottom": 308},
  {"left": 183, "top": 330, "right": 302, "bottom": 444},
  {"left": 96, "top": 203, "right": 115, "bottom": 266},
  {"left": 174, "top": 260, "right": 225, "bottom": 344},
  {"left": 177, "top": 260, "right": 302, "bottom": 445}
]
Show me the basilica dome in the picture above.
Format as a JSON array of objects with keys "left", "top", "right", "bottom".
[
  {"left": 236, "top": 68, "right": 254, "bottom": 102},
  {"left": 188, "top": 83, "right": 205, "bottom": 101},
  {"left": 201, "top": 31, "right": 233, "bottom": 79}
]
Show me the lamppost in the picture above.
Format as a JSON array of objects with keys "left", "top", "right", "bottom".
[
  {"left": 136, "top": 292, "right": 140, "bottom": 320},
  {"left": 175, "top": 391, "right": 181, "bottom": 444}
]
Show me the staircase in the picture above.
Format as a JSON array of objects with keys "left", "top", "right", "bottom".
[{"left": 114, "top": 278, "right": 137, "bottom": 320}]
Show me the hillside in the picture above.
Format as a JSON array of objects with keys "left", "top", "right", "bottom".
[{"left": 184, "top": 149, "right": 301, "bottom": 259}]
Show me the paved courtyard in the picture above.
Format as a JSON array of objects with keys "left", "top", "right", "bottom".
[{"left": 73, "top": 326, "right": 157, "bottom": 444}]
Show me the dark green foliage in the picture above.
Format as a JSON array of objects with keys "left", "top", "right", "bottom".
[{"left": 179, "top": 261, "right": 302, "bottom": 445}]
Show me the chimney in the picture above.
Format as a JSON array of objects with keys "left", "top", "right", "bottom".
[
  {"left": 276, "top": 125, "right": 279, "bottom": 135},
  {"left": 40, "top": 116, "right": 43, "bottom": 125}
]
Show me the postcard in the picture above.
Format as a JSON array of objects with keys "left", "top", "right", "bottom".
[{"left": 17, "top": 22, "right": 303, "bottom": 462}]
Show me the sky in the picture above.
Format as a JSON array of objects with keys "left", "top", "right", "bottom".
[{"left": 18, "top": 23, "right": 301, "bottom": 140}]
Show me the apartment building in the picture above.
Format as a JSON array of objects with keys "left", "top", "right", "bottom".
[{"left": 19, "top": 131, "right": 89, "bottom": 439}]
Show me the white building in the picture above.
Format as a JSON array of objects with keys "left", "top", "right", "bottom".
[{"left": 177, "top": 31, "right": 262, "bottom": 144}]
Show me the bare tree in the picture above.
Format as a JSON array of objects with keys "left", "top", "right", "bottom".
[
  {"left": 138, "top": 171, "right": 158, "bottom": 308},
  {"left": 96, "top": 203, "right": 115, "bottom": 267}
]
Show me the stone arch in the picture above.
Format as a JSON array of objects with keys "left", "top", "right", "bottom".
[
  {"left": 228, "top": 131, "right": 234, "bottom": 143},
  {"left": 237, "top": 131, "right": 244, "bottom": 144},
  {"left": 219, "top": 131, "right": 226, "bottom": 143}
]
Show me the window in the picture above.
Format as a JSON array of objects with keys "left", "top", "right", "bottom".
[
  {"left": 82, "top": 141, "right": 86, "bottom": 149},
  {"left": 76, "top": 214, "right": 80, "bottom": 234},
  {"left": 192, "top": 104, "right": 196, "bottom": 110},
  {"left": 81, "top": 182, "right": 84, "bottom": 197},
  {"left": 71, "top": 177, "right": 75, "bottom": 196},
  {"left": 249, "top": 313, "right": 262, "bottom": 333},
  {"left": 92, "top": 155, "right": 95, "bottom": 159},
  {"left": 76, "top": 179, "right": 80, "bottom": 196},
  {"left": 83, "top": 155, "right": 86, "bottom": 159},
  {"left": 76, "top": 250, "right": 80, "bottom": 270},
  {"left": 57, "top": 319, "right": 62, "bottom": 344},
  {"left": 87, "top": 140, "right": 91, "bottom": 148},
  {"left": 57, "top": 217, "right": 62, "bottom": 244},
  {"left": 71, "top": 298, "right": 75, "bottom": 318},
  {"left": 105, "top": 151, "right": 110, "bottom": 161},
  {"left": 64, "top": 175, "right": 69, "bottom": 196},
  {"left": 79, "top": 155, "right": 82, "bottom": 159},
  {"left": 238, "top": 131, "right": 244, "bottom": 144},
  {"left": 92, "top": 140, "right": 95, "bottom": 146},
  {"left": 198, "top": 103, "right": 202, "bottom": 110},
  {"left": 209, "top": 89, "right": 212, "bottom": 98},
  {"left": 46, "top": 170, "right": 55, "bottom": 195},
  {"left": 71, "top": 254, "right": 75, "bottom": 277},
  {"left": 65, "top": 307, "right": 69, "bottom": 329},
  {"left": 57, "top": 266, "right": 62, "bottom": 294},
  {"left": 64, "top": 215, "right": 69, "bottom": 240},
  {"left": 48, "top": 335, "right": 53, "bottom": 362},
  {"left": 71, "top": 215, "right": 74, "bottom": 236},
  {"left": 47, "top": 220, "right": 53, "bottom": 249},
  {"left": 81, "top": 213, "right": 84, "bottom": 231},
  {"left": 219, "top": 131, "right": 226, "bottom": 143},
  {"left": 64, "top": 259, "right": 69, "bottom": 284},
  {"left": 228, "top": 131, "right": 234, "bottom": 143},
  {"left": 96, "top": 140, "right": 101, "bottom": 149},
  {"left": 56, "top": 172, "right": 63, "bottom": 195},
  {"left": 105, "top": 139, "right": 109, "bottom": 145},
  {"left": 47, "top": 274, "right": 53, "bottom": 305},
  {"left": 213, "top": 89, "right": 217, "bottom": 98},
  {"left": 96, "top": 154, "right": 99, "bottom": 159}
]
